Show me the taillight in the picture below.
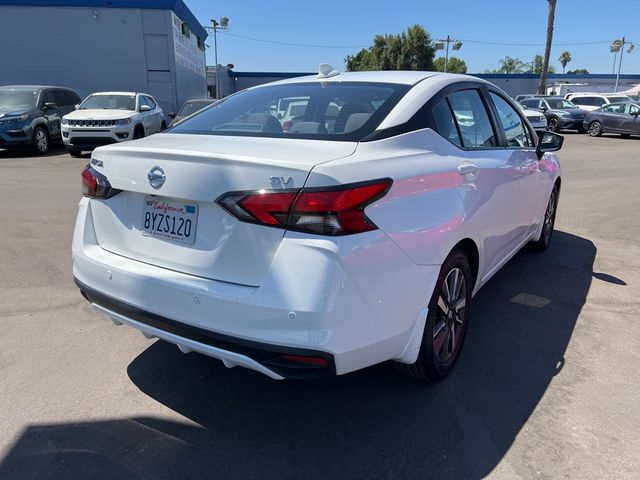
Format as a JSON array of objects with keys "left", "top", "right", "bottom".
[
  {"left": 217, "top": 178, "right": 392, "bottom": 236},
  {"left": 81, "top": 165, "right": 121, "bottom": 199}
]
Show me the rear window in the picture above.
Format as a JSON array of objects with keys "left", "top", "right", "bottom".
[{"left": 170, "top": 82, "right": 410, "bottom": 141}]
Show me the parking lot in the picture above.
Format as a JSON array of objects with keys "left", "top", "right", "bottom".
[{"left": 0, "top": 133, "right": 638, "bottom": 479}]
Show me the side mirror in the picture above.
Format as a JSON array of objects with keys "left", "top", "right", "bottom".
[
  {"left": 540, "top": 107, "right": 548, "bottom": 112},
  {"left": 75, "top": 104, "right": 80, "bottom": 110},
  {"left": 536, "top": 131, "right": 564, "bottom": 159},
  {"left": 168, "top": 112, "right": 176, "bottom": 119},
  {"left": 44, "top": 102, "right": 57, "bottom": 110},
  {"left": 139, "top": 104, "right": 152, "bottom": 112}
]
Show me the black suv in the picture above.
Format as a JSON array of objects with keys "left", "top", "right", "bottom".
[
  {"left": 520, "top": 96, "right": 588, "bottom": 133},
  {"left": 0, "top": 86, "right": 81, "bottom": 154}
]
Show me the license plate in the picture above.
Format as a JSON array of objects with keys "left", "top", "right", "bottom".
[{"left": 142, "top": 197, "right": 198, "bottom": 244}]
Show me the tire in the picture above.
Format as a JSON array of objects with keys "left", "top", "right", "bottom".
[
  {"left": 621, "top": 133, "right": 631, "bottom": 138},
  {"left": 133, "top": 125, "right": 145, "bottom": 139},
  {"left": 577, "top": 126, "right": 587, "bottom": 133},
  {"left": 529, "top": 185, "right": 559, "bottom": 252},
  {"left": 395, "top": 250, "right": 473, "bottom": 382},
  {"left": 588, "top": 121, "right": 603, "bottom": 137},
  {"left": 547, "top": 116, "right": 560, "bottom": 132},
  {"left": 160, "top": 121, "right": 166, "bottom": 131},
  {"left": 68, "top": 148, "right": 83, "bottom": 157},
  {"left": 32, "top": 126, "right": 50, "bottom": 155}
]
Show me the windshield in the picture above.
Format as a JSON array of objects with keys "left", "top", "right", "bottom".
[
  {"left": 170, "top": 82, "right": 410, "bottom": 141},
  {"left": 80, "top": 94, "right": 136, "bottom": 111},
  {"left": 0, "top": 88, "right": 38, "bottom": 109},
  {"left": 607, "top": 96, "right": 630, "bottom": 103},
  {"left": 178, "top": 101, "right": 212, "bottom": 118},
  {"left": 547, "top": 99, "right": 577, "bottom": 109}
]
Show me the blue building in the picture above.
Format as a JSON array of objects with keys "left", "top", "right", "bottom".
[{"left": 0, "top": 0, "right": 208, "bottom": 114}]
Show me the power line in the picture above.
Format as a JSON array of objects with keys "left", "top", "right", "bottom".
[
  {"left": 219, "top": 31, "right": 635, "bottom": 50},
  {"left": 219, "top": 31, "right": 368, "bottom": 49}
]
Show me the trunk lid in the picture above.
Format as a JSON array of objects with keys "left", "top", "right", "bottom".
[{"left": 88, "top": 133, "right": 357, "bottom": 286}]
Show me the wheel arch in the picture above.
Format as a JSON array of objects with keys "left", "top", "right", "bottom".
[{"left": 451, "top": 238, "right": 479, "bottom": 290}]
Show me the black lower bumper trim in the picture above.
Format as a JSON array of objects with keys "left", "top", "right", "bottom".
[{"left": 74, "top": 277, "right": 336, "bottom": 379}]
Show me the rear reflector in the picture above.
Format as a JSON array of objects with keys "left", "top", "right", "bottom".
[
  {"left": 217, "top": 178, "right": 392, "bottom": 236},
  {"left": 81, "top": 165, "right": 121, "bottom": 199},
  {"left": 280, "top": 355, "right": 329, "bottom": 367}
]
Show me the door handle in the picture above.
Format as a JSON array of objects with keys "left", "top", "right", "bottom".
[{"left": 458, "top": 163, "right": 479, "bottom": 176}]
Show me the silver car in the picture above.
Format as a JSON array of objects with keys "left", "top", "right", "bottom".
[{"left": 583, "top": 101, "right": 640, "bottom": 137}]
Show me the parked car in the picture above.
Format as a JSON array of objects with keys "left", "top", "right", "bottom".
[
  {"left": 0, "top": 85, "right": 81, "bottom": 154},
  {"left": 583, "top": 101, "right": 640, "bottom": 137},
  {"left": 62, "top": 92, "right": 165, "bottom": 156},
  {"left": 169, "top": 98, "right": 216, "bottom": 127},
  {"left": 518, "top": 102, "right": 548, "bottom": 130},
  {"left": 564, "top": 92, "right": 632, "bottom": 111},
  {"left": 74, "top": 70, "right": 563, "bottom": 382},
  {"left": 520, "top": 96, "right": 588, "bottom": 132}
]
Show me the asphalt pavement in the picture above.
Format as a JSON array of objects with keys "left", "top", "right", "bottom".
[{"left": 0, "top": 133, "right": 639, "bottom": 479}]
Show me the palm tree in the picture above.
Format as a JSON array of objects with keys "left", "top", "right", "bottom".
[
  {"left": 538, "top": 0, "right": 557, "bottom": 93},
  {"left": 559, "top": 51, "right": 572, "bottom": 74}
]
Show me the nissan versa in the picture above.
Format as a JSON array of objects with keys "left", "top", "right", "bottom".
[{"left": 73, "top": 68, "right": 563, "bottom": 382}]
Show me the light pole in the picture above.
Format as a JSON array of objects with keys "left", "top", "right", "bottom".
[
  {"left": 611, "top": 37, "right": 635, "bottom": 93},
  {"left": 434, "top": 36, "right": 462, "bottom": 73},
  {"left": 210, "top": 17, "right": 229, "bottom": 99}
]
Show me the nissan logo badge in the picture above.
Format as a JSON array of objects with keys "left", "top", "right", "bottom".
[{"left": 148, "top": 166, "right": 166, "bottom": 189}]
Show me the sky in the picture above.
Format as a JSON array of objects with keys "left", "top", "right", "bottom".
[{"left": 183, "top": 0, "right": 639, "bottom": 75}]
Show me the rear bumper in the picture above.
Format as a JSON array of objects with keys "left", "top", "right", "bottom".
[{"left": 72, "top": 197, "right": 439, "bottom": 378}]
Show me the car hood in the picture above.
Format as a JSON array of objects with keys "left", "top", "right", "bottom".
[
  {"left": 64, "top": 109, "right": 136, "bottom": 120},
  {"left": 551, "top": 108, "right": 587, "bottom": 119},
  {"left": 0, "top": 106, "right": 33, "bottom": 118}
]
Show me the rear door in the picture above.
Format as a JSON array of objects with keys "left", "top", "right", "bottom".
[
  {"left": 600, "top": 104, "right": 624, "bottom": 131},
  {"left": 40, "top": 90, "right": 62, "bottom": 139}
]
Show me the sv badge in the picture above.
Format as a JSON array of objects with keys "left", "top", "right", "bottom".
[{"left": 269, "top": 176, "right": 293, "bottom": 186}]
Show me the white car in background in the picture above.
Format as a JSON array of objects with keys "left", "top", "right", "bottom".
[
  {"left": 518, "top": 102, "right": 548, "bottom": 130},
  {"left": 62, "top": 92, "right": 165, "bottom": 156},
  {"left": 564, "top": 92, "right": 632, "bottom": 111},
  {"left": 73, "top": 69, "right": 563, "bottom": 382}
]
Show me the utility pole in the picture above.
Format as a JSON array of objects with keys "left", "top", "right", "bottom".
[
  {"left": 434, "top": 36, "right": 462, "bottom": 73},
  {"left": 615, "top": 37, "right": 625, "bottom": 93},
  {"left": 209, "top": 17, "right": 229, "bottom": 99}
]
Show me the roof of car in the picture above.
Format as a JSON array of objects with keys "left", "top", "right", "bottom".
[
  {"left": 0, "top": 85, "right": 75, "bottom": 90},
  {"left": 265, "top": 71, "right": 475, "bottom": 87},
  {"left": 90, "top": 91, "right": 139, "bottom": 96}
]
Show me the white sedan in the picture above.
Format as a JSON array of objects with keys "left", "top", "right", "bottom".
[
  {"left": 62, "top": 92, "right": 165, "bottom": 156},
  {"left": 73, "top": 68, "right": 563, "bottom": 382}
]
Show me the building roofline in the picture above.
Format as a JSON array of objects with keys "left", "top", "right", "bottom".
[{"left": 0, "top": 0, "right": 207, "bottom": 39}]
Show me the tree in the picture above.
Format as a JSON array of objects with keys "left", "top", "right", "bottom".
[
  {"left": 559, "top": 51, "right": 572, "bottom": 74},
  {"left": 538, "top": 0, "right": 557, "bottom": 93},
  {"left": 345, "top": 25, "right": 435, "bottom": 71},
  {"left": 567, "top": 68, "right": 589, "bottom": 74},
  {"left": 433, "top": 56, "right": 467, "bottom": 74},
  {"left": 497, "top": 56, "right": 527, "bottom": 74},
  {"left": 528, "top": 54, "right": 555, "bottom": 74}
]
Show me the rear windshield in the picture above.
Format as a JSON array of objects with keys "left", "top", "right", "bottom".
[
  {"left": 80, "top": 94, "right": 136, "bottom": 111},
  {"left": 0, "top": 87, "right": 38, "bottom": 108},
  {"left": 169, "top": 82, "right": 410, "bottom": 141},
  {"left": 606, "top": 96, "right": 630, "bottom": 103}
]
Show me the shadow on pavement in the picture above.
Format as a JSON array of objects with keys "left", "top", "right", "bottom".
[
  {"left": 0, "top": 145, "right": 69, "bottom": 158},
  {"left": 0, "top": 231, "right": 596, "bottom": 479}
]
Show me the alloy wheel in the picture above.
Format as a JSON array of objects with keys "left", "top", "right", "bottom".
[
  {"left": 589, "top": 122, "right": 602, "bottom": 137},
  {"left": 433, "top": 267, "right": 467, "bottom": 364},
  {"left": 542, "top": 188, "right": 557, "bottom": 244},
  {"left": 35, "top": 129, "right": 48, "bottom": 153},
  {"left": 547, "top": 118, "right": 559, "bottom": 132}
]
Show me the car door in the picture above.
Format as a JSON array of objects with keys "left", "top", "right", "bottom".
[
  {"left": 439, "top": 88, "right": 525, "bottom": 274},
  {"left": 600, "top": 104, "right": 624, "bottom": 132},
  {"left": 40, "top": 90, "right": 62, "bottom": 139},
  {"left": 137, "top": 96, "right": 154, "bottom": 134},
  {"left": 621, "top": 103, "right": 640, "bottom": 134},
  {"left": 144, "top": 95, "right": 162, "bottom": 132},
  {"left": 487, "top": 91, "right": 544, "bottom": 241}
]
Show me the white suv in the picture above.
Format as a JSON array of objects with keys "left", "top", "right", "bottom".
[
  {"left": 564, "top": 92, "right": 631, "bottom": 111},
  {"left": 62, "top": 92, "right": 165, "bottom": 156}
]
